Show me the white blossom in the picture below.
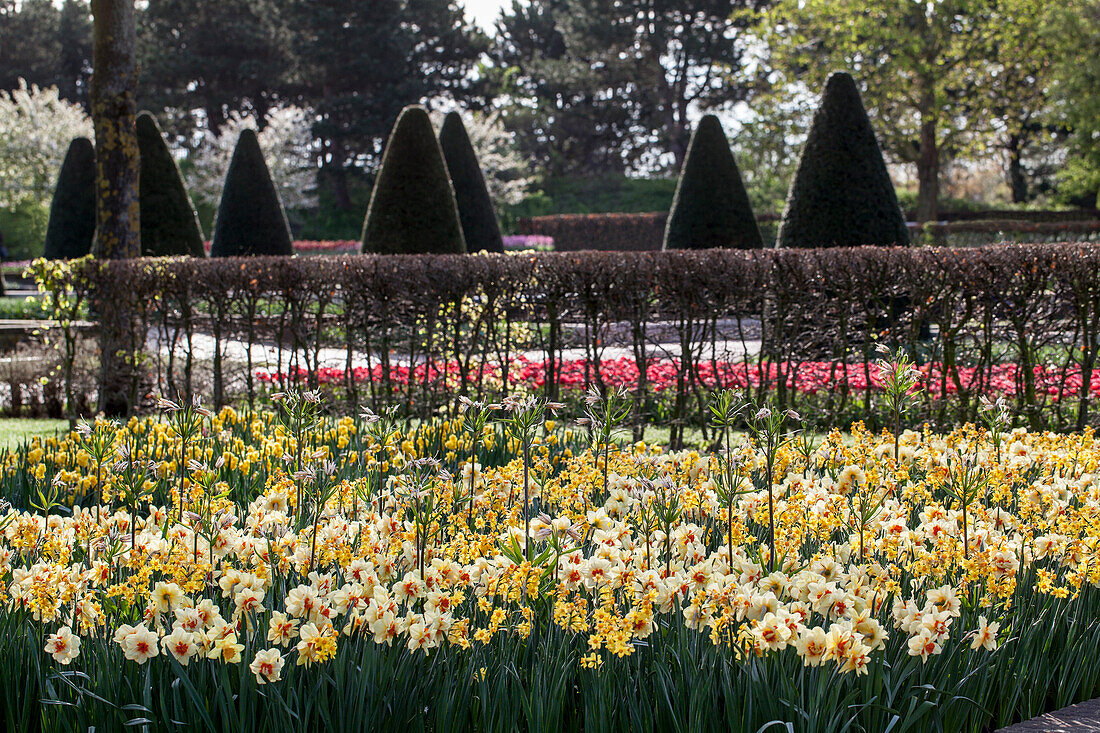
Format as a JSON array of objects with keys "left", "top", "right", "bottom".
[
  {"left": 186, "top": 105, "right": 318, "bottom": 212},
  {"left": 0, "top": 80, "right": 93, "bottom": 208},
  {"left": 431, "top": 109, "right": 534, "bottom": 207}
]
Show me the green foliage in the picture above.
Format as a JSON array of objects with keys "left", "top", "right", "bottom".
[
  {"left": 0, "top": 199, "right": 49, "bottom": 261},
  {"left": 1051, "top": 0, "right": 1100, "bottom": 208},
  {"left": 510, "top": 176, "right": 677, "bottom": 217},
  {"left": 490, "top": 0, "right": 762, "bottom": 177},
  {"left": 0, "top": 0, "right": 91, "bottom": 104},
  {"left": 42, "top": 137, "right": 95, "bottom": 260},
  {"left": 663, "top": 114, "right": 763, "bottom": 250},
  {"left": 137, "top": 0, "right": 293, "bottom": 133},
  {"left": 439, "top": 112, "right": 503, "bottom": 254},
  {"left": 136, "top": 112, "right": 206, "bottom": 257},
  {"left": 0, "top": 0, "right": 61, "bottom": 90},
  {"left": 294, "top": 172, "right": 373, "bottom": 240},
  {"left": 360, "top": 106, "right": 466, "bottom": 255},
  {"left": 778, "top": 72, "right": 909, "bottom": 248},
  {"left": 210, "top": 129, "right": 294, "bottom": 257},
  {"left": 764, "top": 0, "right": 1048, "bottom": 219},
  {"left": 0, "top": 294, "right": 47, "bottom": 318}
]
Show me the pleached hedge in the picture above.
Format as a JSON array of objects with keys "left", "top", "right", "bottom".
[{"left": 35, "top": 243, "right": 1100, "bottom": 439}]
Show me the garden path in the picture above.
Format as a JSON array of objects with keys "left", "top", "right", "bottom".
[{"left": 148, "top": 329, "right": 764, "bottom": 374}]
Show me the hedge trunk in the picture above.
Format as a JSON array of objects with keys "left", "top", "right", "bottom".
[
  {"left": 663, "top": 114, "right": 763, "bottom": 250},
  {"left": 778, "top": 72, "right": 909, "bottom": 248},
  {"left": 361, "top": 106, "right": 466, "bottom": 255},
  {"left": 44, "top": 137, "right": 97, "bottom": 260},
  {"left": 210, "top": 128, "right": 294, "bottom": 257},
  {"left": 137, "top": 111, "right": 206, "bottom": 257},
  {"left": 439, "top": 112, "right": 503, "bottom": 254}
]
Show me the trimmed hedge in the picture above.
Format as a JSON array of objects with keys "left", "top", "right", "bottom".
[
  {"left": 361, "top": 106, "right": 466, "bottom": 255},
  {"left": 43, "top": 137, "right": 96, "bottom": 260},
  {"left": 778, "top": 72, "right": 909, "bottom": 248},
  {"left": 38, "top": 242, "right": 1100, "bottom": 439},
  {"left": 439, "top": 112, "right": 504, "bottom": 254},
  {"left": 210, "top": 129, "right": 294, "bottom": 257},
  {"left": 663, "top": 114, "right": 763, "bottom": 250},
  {"left": 137, "top": 112, "right": 206, "bottom": 257},
  {"left": 911, "top": 220, "right": 1100, "bottom": 246},
  {"left": 519, "top": 212, "right": 780, "bottom": 252},
  {"left": 907, "top": 209, "right": 1100, "bottom": 223},
  {"left": 518, "top": 214, "right": 1100, "bottom": 252}
]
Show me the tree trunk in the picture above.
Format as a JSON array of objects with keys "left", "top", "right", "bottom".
[
  {"left": 323, "top": 138, "right": 352, "bottom": 211},
  {"left": 915, "top": 110, "right": 939, "bottom": 222},
  {"left": 91, "top": 0, "right": 140, "bottom": 416},
  {"left": 1006, "top": 133, "right": 1028, "bottom": 203}
]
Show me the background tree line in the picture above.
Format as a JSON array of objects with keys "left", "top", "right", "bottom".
[{"left": 1, "top": 0, "right": 1098, "bottom": 254}]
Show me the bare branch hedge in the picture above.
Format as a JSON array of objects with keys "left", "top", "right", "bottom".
[{"left": 38, "top": 243, "right": 1100, "bottom": 439}]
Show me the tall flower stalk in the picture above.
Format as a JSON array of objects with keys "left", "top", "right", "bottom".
[
  {"left": 876, "top": 344, "right": 921, "bottom": 463},
  {"left": 745, "top": 402, "right": 799, "bottom": 572},
  {"left": 497, "top": 395, "right": 562, "bottom": 562},
  {"left": 274, "top": 390, "right": 322, "bottom": 525}
]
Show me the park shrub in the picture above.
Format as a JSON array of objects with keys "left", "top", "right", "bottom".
[
  {"left": 361, "top": 106, "right": 466, "bottom": 255},
  {"left": 209, "top": 129, "right": 294, "bottom": 257},
  {"left": 136, "top": 112, "right": 206, "bottom": 257},
  {"left": 0, "top": 198, "right": 49, "bottom": 263},
  {"left": 518, "top": 212, "right": 782, "bottom": 252},
  {"left": 43, "top": 137, "right": 96, "bottom": 260},
  {"left": 439, "top": 112, "right": 504, "bottom": 254},
  {"left": 778, "top": 72, "right": 909, "bottom": 248},
  {"left": 663, "top": 114, "right": 764, "bottom": 250},
  {"left": 912, "top": 220, "right": 1100, "bottom": 246}
]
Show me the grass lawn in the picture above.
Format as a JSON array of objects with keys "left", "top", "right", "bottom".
[{"left": 0, "top": 418, "right": 69, "bottom": 451}]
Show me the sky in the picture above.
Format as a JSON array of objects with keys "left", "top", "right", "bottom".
[{"left": 464, "top": 0, "right": 510, "bottom": 31}]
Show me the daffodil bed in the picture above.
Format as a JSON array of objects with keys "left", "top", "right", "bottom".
[{"left": 2, "top": 396, "right": 1100, "bottom": 732}]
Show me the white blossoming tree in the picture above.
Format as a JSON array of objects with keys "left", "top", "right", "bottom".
[
  {"left": 186, "top": 105, "right": 319, "bottom": 212},
  {"left": 0, "top": 80, "right": 94, "bottom": 209},
  {"left": 431, "top": 109, "right": 535, "bottom": 207}
]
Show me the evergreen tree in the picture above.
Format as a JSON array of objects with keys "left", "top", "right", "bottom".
[
  {"left": 136, "top": 111, "right": 205, "bottom": 257},
  {"left": 0, "top": 0, "right": 61, "bottom": 92},
  {"left": 43, "top": 137, "right": 96, "bottom": 259},
  {"left": 439, "top": 112, "right": 504, "bottom": 254},
  {"left": 490, "top": 0, "right": 763, "bottom": 175},
  {"left": 285, "top": 0, "right": 486, "bottom": 210},
  {"left": 138, "top": 0, "right": 292, "bottom": 135},
  {"left": 776, "top": 73, "right": 910, "bottom": 248},
  {"left": 210, "top": 128, "right": 294, "bottom": 257},
  {"left": 361, "top": 106, "right": 466, "bottom": 255},
  {"left": 663, "top": 115, "right": 763, "bottom": 250},
  {"left": 57, "top": 0, "right": 93, "bottom": 107}
]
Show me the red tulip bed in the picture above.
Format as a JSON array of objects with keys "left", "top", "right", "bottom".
[{"left": 256, "top": 355, "right": 1094, "bottom": 404}]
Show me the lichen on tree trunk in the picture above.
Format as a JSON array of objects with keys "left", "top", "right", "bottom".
[{"left": 91, "top": 0, "right": 141, "bottom": 416}]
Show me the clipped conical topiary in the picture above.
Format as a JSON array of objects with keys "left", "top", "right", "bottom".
[
  {"left": 439, "top": 112, "right": 503, "bottom": 254},
  {"left": 361, "top": 106, "right": 466, "bottom": 255},
  {"left": 137, "top": 112, "right": 206, "bottom": 257},
  {"left": 210, "top": 129, "right": 294, "bottom": 257},
  {"left": 663, "top": 115, "right": 763, "bottom": 251},
  {"left": 43, "top": 137, "right": 96, "bottom": 260},
  {"left": 777, "top": 72, "right": 909, "bottom": 248}
]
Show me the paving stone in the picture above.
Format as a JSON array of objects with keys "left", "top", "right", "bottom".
[{"left": 998, "top": 698, "right": 1100, "bottom": 733}]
